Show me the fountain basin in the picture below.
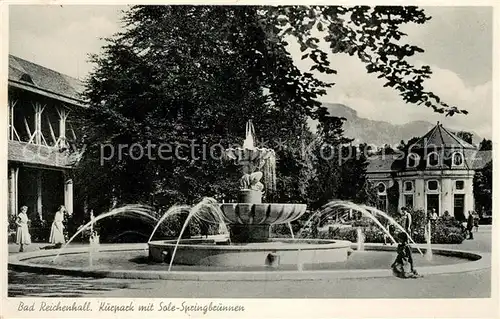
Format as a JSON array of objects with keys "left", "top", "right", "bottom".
[
  {"left": 219, "top": 203, "right": 307, "bottom": 243},
  {"left": 148, "top": 238, "right": 351, "bottom": 266},
  {"left": 8, "top": 243, "right": 489, "bottom": 281}
]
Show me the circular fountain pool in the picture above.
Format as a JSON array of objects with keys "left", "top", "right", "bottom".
[
  {"left": 8, "top": 243, "right": 489, "bottom": 281},
  {"left": 149, "top": 238, "right": 351, "bottom": 266}
]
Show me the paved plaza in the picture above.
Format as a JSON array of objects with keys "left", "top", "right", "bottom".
[{"left": 8, "top": 226, "right": 493, "bottom": 298}]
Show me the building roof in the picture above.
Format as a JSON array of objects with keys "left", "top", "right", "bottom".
[
  {"left": 8, "top": 55, "right": 85, "bottom": 105},
  {"left": 366, "top": 155, "right": 399, "bottom": 173},
  {"left": 8, "top": 141, "right": 81, "bottom": 169},
  {"left": 366, "top": 123, "right": 490, "bottom": 174},
  {"left": 366, "top": 150, "right": 492, "bottom": 173},
  {"left": 411, "top": 122, "right": 476, "bottom": 150}
]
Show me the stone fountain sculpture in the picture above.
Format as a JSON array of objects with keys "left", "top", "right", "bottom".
[
  {"left": 221, "top": 120, "right": 306, "bottom": 243},
  {"left": 225, "top": 120, "right": 276, "bottom": 203},
  {"left": 146, "top": 120, "right": 350, "bottom": 267}
]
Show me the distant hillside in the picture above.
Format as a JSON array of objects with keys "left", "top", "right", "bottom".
[{"left": 322, "top": 103, "right": 482, "bottom": 147}]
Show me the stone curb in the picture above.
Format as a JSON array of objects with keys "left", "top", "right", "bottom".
[{"left": 8, "top": 243, "right": 490, "bottom": 282}]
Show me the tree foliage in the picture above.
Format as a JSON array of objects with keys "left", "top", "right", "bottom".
[
  {"left": 479, "top": 138, "right": 492, "bottom": 151},
  {"left": 397, "top": 136, "right": 420, "bottom": 152},
  {"left": 76, "top": 5, "right": 454, "bottom": 217},
  {"left": 474, "top": 161, "right": 492, "bottom": 214},
  {"left": 456, "top": 131, "right": 473, "bottom": 144}
]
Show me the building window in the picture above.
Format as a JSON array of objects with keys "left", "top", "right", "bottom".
[
  {"left": 452, "top": 152, "right": 464, "bottom": 166},
  {"left": 377, "top": 195, "right": 387, "bottom": 212},
  {"left": 404, "top": 194, "right": 414, "bottom": 209},
  {"left": 376, "top": 183, "right": 388, "bottom": 211},
  {"left": 456, "top": 180, "right": 464, "bottom": 190},
  {"left": 404, "top": 181, "right": 414, "bottom": 192},
  {"left": 377, "top": 182, "right": 386, "bottom": 195},
  {"left": 407, "top": 153, "right": 420, "bottom": 168},
  {"left": 427, "top": 152, "right": 439, "bottom": 167},
  {"left": 427, "top": 180, "right": 439, "bottom": 191}
]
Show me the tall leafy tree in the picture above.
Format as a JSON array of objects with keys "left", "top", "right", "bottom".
[
  {"left": 305, "top": 117, "right": 376, "bottom": 209},
  {"left": 77, "top": 5, "right": 456, "bottom": 216},
  {"left": 306, "top": 116, "right": 350, "bottom": 209},
  {"left": 474, "top": 161, "right": 492, "bottom": 215},
  {"left": 479, "top": 138, "right": 492, "bottom": 151},
  {"left": 474, "top": 138, "right": 492, "bottom": 215}
]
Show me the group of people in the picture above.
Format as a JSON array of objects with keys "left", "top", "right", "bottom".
[
  {"left": 389, "top": 207, "right": 421, "bottom": 278},
  {"left": 465, "top": 210, "right": 480, "bottom": 240},
  {"left": 15, "top": 205, "right": 68, "bottom": 252},
  {"left": 383, "top": 207, "right": 413, "bottom": 245},
  {"left": 441, "top": 209, "right": 479, "bottom": 239}
]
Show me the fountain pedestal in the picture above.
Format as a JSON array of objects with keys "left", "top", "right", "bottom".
[
  {"left": 230, "top": 224, "right": 270, "bottom": 243},
  {"left": 229, "top": 189, "right": 267, "bottom": 243}
]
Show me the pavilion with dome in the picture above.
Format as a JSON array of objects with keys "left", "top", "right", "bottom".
[{"left": 366, "top": 122, "right": 491, "bottom": 221}]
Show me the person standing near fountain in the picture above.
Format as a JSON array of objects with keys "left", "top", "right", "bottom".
[
  {"left": 391, "top": 232, "right": 421, "bottom": 278},
  {"left": 401, "top": 207, "right": 412, "bottom": 235},
  {"left": 429, "top": 209, "right": 438, "bottom": 224},
  {"left": 200, "top": 221, "right": 209, "bottom": 239},
  {"left": 15, "top": 206, "right": 31, "bottom": 252},
  {"left": 49, "top": 205, "right": 66, "bottom": 248},
  {"left": 466, "top": 212, "right": 474, "bottom": 240},
  {"left": 473, "top": 211, "right": 480, "bottom": 232}
]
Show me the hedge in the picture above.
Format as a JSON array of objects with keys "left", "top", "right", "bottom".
[{"left": 320, "top": 220, "right": 465, "bottom": 245}]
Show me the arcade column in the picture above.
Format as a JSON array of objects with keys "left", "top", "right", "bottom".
[
  {"left": 64, "top": 172, "right": 73, "bottom": 216},
  {"left": 8, "top": 166, "right": 18, "bottom": 216},
  {"left": 397, "top": 178, "right": 404, "bottom": 209},
  {"left": 414, "top": 179, "right": 425, "bottom": 211},
  {"left": 464, "top": 176, "right": 475, "bottom": 218},
  {"left": 441, "top": 178, "right": 453, "bottom": 215},
  {"left": 36, "top": 170, "right": 43, "bottom": 220}
]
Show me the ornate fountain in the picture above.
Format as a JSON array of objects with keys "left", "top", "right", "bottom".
[
  {"left": 221, "top": 120, "right": 307, "bottom": 242},
  {"left": 11, "top": 123, "right": 477, "bottom": 279},
  {"left": 147, "top": 120, "right": 350, "bottom": 267}
]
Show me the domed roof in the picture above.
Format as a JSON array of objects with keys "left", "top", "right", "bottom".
[{"left": 410, "top": 122, "right": 477, "bottom": 150}]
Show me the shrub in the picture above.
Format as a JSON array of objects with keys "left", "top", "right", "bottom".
[
  {"left": 307, "top": 221, "right": 465, "bottom": 245},
  {"left": 284, "top": 209, "right": 466, "bottom": 245},
  {"left": 430, "top": 222, "right": 465, "bottom": 244},
  {"left": 406, "top": 220, "right": 465, "bottom": 244},
  {"left": 270, "top": 223, "right": 298, "bottom": 238},
  {"left": 334, "top": 227, "right": 357, "bottom": 242},
  {"left": 8, "top": 214, "right": 17, "bottom": 243},
  {"left": 318, "top": 229, "right": 330, "bottom": 239},
  {"left": 410, "top": 209, "right": 427, "bottom": 230},
  {"left": 8, "top": 214, "right": 17, "bottom": 232},
  {"left": 351, "top": 219, "right": 372, "bottom": 228},
  {"left": 29, "top": 217, "right": 49, "bottom": 242},
  {"left": 363, "top": 226, "right": 386, "bottom": 243},
  {"left": 447, "top": 232, "right": 466, "bottom": 244}
]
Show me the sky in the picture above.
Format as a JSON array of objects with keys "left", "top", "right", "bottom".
[{"left": 8, "top": 5, "right": 493, "bottom": 139}]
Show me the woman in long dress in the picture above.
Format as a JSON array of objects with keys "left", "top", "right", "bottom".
[
  {"left": 16, "top": 206, "right": 31, "bottom": 252},
  {"left": 49, "top": 205, "right": 66, "bottom": 247}
]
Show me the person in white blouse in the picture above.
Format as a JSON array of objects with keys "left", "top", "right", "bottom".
[
  {"left": 49, "top": 205, "right": 66, "bottom": 248},
  {"left": 16, "top": 206, "right": 31, "bottom": 252}
]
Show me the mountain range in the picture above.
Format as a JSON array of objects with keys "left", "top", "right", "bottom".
[{"left": 320, "top": 103, "right": 482, "bottom": 147}]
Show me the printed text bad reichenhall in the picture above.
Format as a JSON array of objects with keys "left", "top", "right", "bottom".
[{"left": 18, "top": 301, "right": 245, "bottom": 314}]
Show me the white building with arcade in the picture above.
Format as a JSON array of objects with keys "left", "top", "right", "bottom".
[{"left": 366, "top": 122, "right": 491, "bottom": 220}]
